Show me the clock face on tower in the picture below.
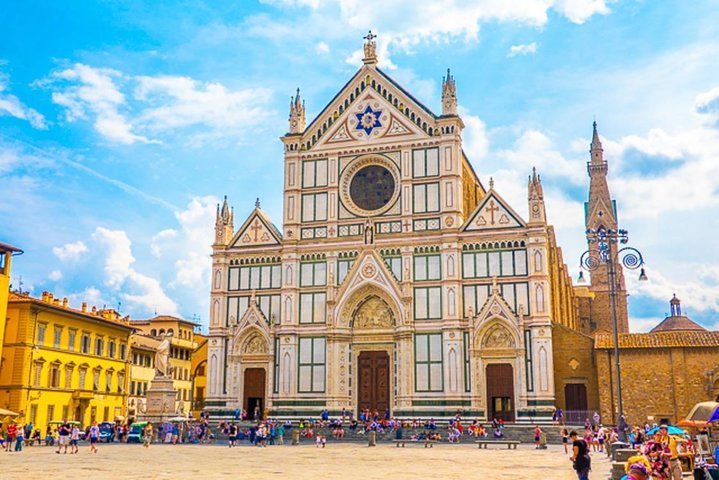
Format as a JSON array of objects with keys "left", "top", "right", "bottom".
[
  {"left": 349, "top": 165, "right": 395, "bottom": 212},
  {"left": 339, "top": 155, "right": 401, "bottom": 217}
]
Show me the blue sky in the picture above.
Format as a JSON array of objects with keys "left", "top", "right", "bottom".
[{"left": 2, "top": 0, "right": 719, "bottom": 331}]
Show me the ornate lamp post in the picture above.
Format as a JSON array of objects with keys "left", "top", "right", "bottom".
[{"left": 578, "top": 227, "right": 647, "bottom": 442}]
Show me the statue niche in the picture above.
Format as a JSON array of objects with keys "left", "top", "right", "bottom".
[{"left": 352, "top": 296, "right": 394, "bottom": 329}]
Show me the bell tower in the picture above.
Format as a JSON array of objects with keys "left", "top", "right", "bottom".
[{"left": 584, "top": 122, "right": 629, "bottom": 333}]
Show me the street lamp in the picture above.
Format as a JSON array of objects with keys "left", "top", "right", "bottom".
[{"left": 578, "top": 227, "right": 647, "bottom": 442}]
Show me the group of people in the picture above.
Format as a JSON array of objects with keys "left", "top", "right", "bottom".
[{"left": 0, "top": 420, "right": 102, "bottom": 453}]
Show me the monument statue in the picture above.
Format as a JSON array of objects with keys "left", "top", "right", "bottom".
[{"left": 155, "top": 333, "right": 173, "bottom": 377}]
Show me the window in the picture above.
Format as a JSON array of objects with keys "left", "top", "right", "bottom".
[
  {"left": 68, "top": 329, "right": 77, "bottom": 352},
  {"left": 32, "top": 362, "right": 42, "bottom": 386},
  {"left": 95, "top": 337, "right": 104, "bottom": 356},
  {"left": 301, "top": 193, "right": 328, "bottom": 222},
  {"left": 29, "top": 405, "right": 37, "bottom": 425},
  {"left": 462, "top": 250, "right": 528, "bottom": 278},
  {"left": 37, "top": 323, "right": 47, "bottom": 345},
  {"left": 414, "top": 287, "right": 442, "bottom": 320},
  {"left": 298, "top": 337, "right": 325, "bottom": 392},
  {"left": 93, "top": 369, "right": 101, "bottom": 391},
  {"left": 117, "top": 372, "right": 125, "bottom": 393},
  {"left": 103, "top": 406, "right": 110, "bottom": 422},
  {"left": 119, "top": 343, "right": 127, "bottom": 360},
  {"left": 463, "top": 332, "right": 471, "bottom": 392},
  {"left": 108, "top": 340, "right": 116, "bottom": 359},
  {"left": 78, "top": 368, "right": 87, "bottom": 390},
  {"left": 337, "top": 259, "right": 354, "bottom": 284},
  {"left": 53, "top": 326, "right": 63, "bottom": 348},
  {"left": 47, "top": 405, "right": 55, "bottom": 423},
  {"left": 228, "top": 264, "right": 281, "bottom": 291},
  {"left": 463, "top": 283, "right": 529, "bottom": 317},
  {"left": 302, "top": 159, "right": 328, "bottom": 188},
  {"left": 131, "top": 381, "right": 136, "bottom": 395},
  {"left": 524, "top": 330, "right": 534, "bottom": 392},
  {"left": 105, "top": 371, "right": 112, "bottom": 392},
  {"left": 382, "top": 254, "right": 402, "bottom": 281},
  {"left": 300, "top": 261, "right": 327, "bottom": 287},
  {"left": 414, "top": 255, "right": 441, "bottom": 281},
  {"left": 413, "top": 183, "right": 440, "bottom": 213},
  {"left": 48, "top": 363, "right": 60, "bottom": 388},
  {"left": 81, "top": 333, "right": 91, "bottom": 354},
  {"left": 415, "top": 333, "right": 443, "bottom": 392},
  {"left": 412, "top": 148, "right": 439, "bottom": 178},
  {"left": 273, "top": 338, "right": 280, "bottom": 394},
  {"left": 65, "top": 366, "right": 73, "bottom": 389},
  {"left": 257, "top": 295, "right": 281, "bottom": 324},
  {"left": 299, "top": 293, "right": 326, "bottom": 324}
]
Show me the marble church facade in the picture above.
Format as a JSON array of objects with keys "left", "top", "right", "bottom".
[{"left": 205, "top": 34, "right": 578, "bottom": 421}]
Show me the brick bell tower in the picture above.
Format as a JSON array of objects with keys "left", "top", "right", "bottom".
[{"left": 584, "top": 122, "right": 629, "bottom": 333}]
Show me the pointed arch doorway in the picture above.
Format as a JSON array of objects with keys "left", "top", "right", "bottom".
[{"left": 486, "top": 363, "right": 515, "bottom": 422}]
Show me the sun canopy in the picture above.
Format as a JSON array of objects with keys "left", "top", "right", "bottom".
[
  {"left": 647, "top": 425, "right": 687, "bottom": 435},
  {"left": 0, "top": 408, "right": 20, "bottom": 417}
]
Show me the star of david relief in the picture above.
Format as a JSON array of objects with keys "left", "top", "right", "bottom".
[{"left": 355, "top": 105, "right": 383, "bottom": 135}]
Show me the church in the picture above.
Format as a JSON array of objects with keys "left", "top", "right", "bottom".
[{"left": 204, "top": 33, "right": 589, "bottom": 422}]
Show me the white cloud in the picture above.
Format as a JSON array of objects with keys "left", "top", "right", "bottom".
[
  {"left": 459, "top": 106, "right": 489, "bottom": 162},
  {"left": 315, "top": 42, "right": 331, "bottom": 55},
  {"left": 508, "top": 42, "right": 538, "bottom": 57},
  {"left": 695, "top": 86, "right": 719, "bottom": 125},
  {"left": 553, "top": 0, "right": 610, "bottom": 24},
  {"left": 0, "top": 71, "right": 47, "bottom": 129},
  {"left": 44, "top": 64, "right": 273, "bottom": 146},
  {"left": 52, "top": 240, "right": 89, "bottom": 262},
  {"left": 628, "top": 266, "right": 719, "bottom": 316},
  {"left": 92, "top": 227, "right": 179, "bottom": 315},
  {"left": 50, "top": 64, "right": 156, "bottom": 144},
  {"left": 48, "top": 270, "right": 63, "bottom": 281}
]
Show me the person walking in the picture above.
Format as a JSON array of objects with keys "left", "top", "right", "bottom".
[
  {"left": 14, "top": 422, "right": 24, "bottom": 452},
  {"left": 659, "top": 425, "right": 685, "bottom": 480},
  {"left": 88, "top": 421, "right": 100, "bottom": 453},
  {"left": 56, "top": 421, "right": 70, "bottom": 454},
  {"left": 561, "top": 427, "right": 570, "bottom": 454},
  {"left": 570, "top": 430, "right": 591, "bottom": 480},
  {"left": 143, "top": 423, "right": 153, "bottom": 448},
  {"left": 70, "top": 425, "right": 80, "bottom": 454}
]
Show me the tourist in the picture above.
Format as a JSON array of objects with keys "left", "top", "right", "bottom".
[
  {"left": 70, "top": 424, "right": 80, "bottom": 454},
  {"left": 14, "top": 422, "right": 24, "bottom": 452},
  {"left": 561, "top": 427, "right": 570, "bottom": 454},
  {"left": 659, "top": 425, "right": 685, "bottom": 480},
  {"left": 534, "top": 425, "right": 542, "bottom": 449},
  {"left": 569, "top": 430, "right": 591, "bottom": 480},
  {"left": 7, "top": 422, "right": 16, "bottom": 452},
  {"left": 56, "top": 421, "right": 70, "bottom": 454},
  {"left": 228, "top": 422, "right": 237, "bottom": 448},
  {"left": 597, "top": 426, "right": 606, "bottom": 453},
  {"left": 144, "top": 423, "right": 153, "bottom": 448},
  {"left": 592, "top": 411, "right": 600, "bottom": 427},
  {"left": 88, "top": 421, "right": 100, "bottom": 453},
  {"left": 621, "top": 463, "right": 649, "bottom": 480},
  {"left": 277, "top": 423, "right": 284, "bottom": 445}
]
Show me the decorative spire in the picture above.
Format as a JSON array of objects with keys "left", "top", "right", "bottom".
[
  {"left": 255, "top": 197, "right": 261, "bottom": 209},
  {"left": 288, "top": 88, "right": 306, "bottom": 134},
  {"left": 442, "top": 68, "right": 457, "bottom": 115},
  {"left": 489, "top": 177, "right": 494, "bottom": 190},
  {"left": 214, "top": 195, "right": 234, "bottom": 246},
  {"left": 528, "top": 167, "right": 546, "bottom": 224},
  {"left": 590, "top": 120, "right": 604, "bottom": 164},
  {"left": 670, "top": 294, "right": 682, "bottom": 316},
  {"left": 363, "top": 30, "right": 378, "bottom": 65}
]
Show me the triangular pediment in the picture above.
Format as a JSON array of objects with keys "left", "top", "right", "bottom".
[
  {"left": 302, "top": 66, "right": 438, "bottom": 151},
  {"left": 474, "top": 285, "right": 520, "bottom": 325},
  {"left": 586, "top": 198, "right": 615, "bottom": 227},
  {"left": 463, "top": 190, "right": 526, "bottom": 231},
  {"left": 230, "top": 301, "right": 271, "bottom": 357},
  {"left": 229, "top": 208, "right": 282, "bottom": 248}
]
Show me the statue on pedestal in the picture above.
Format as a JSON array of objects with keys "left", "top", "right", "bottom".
[{"left": 155, "top": 333, "right": 173, "bottom": 377}]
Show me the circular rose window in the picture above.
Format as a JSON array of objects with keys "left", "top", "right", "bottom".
[{"left": 340, "top": 156, "right": 400, "bottom": 217}]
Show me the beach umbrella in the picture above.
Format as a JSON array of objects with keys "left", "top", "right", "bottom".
[
  {"left": 0, "top": 408, "right": 19, "bottom": 417},
  {"left": 647, "top": 425, "right": 687, "bottom": 435},
  {"left": 708, "top": 406, "right": 719, "bottom": 423},
  {"left": 676, "top": 419, "right": 708, "bottom": 428}
]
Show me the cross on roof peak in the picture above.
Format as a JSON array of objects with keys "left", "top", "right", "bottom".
[{"left": 364, "top": 30, "right": 377, "bottom": 42}]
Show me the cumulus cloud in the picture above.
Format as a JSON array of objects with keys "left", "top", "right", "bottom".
[
  {"left": 44, "top": 64, "right": 272, "bottom": 146},
  {"left": 553, "top": 0, "right": 610, "bottom": 24},
  {"left": 0, "top": 70, "right": 47, "bottom": 129},
  {"left": 315, "top": 42, "right": 331, "bottom": 55},
  {"left": 695, "top": 86, "right": 719, "bottom": 125},
  {"left": 52, "top": 240, "right": 89, "bottom": 262},
  {"left": 627, "top": 266, "right": 719, "bottom": 317},
  {"left": 459, "top": 106, "right": 489, "bottom": 162},
  {"left": 48, "top": 270, "right": 63, "bottom": 281},
  {"left": 508, "top": 42, "right": 538, "bottom": 57},
  {"left": 92, "top": 226, "right": 179, "bottom": 316}
]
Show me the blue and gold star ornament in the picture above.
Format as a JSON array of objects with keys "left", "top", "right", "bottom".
[{"left": 355, "top": 105, "right": 383, "bottom": 135}]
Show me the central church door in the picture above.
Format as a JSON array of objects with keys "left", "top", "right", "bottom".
[
  {"left": 358, "top": 351, "right": 390, "bottom": 415},
  {"left": 486, "top": 363, "right": 515, "bottom": 422},
  {"left": 243, "top": 368, "right": 266, "bottom": 420}
]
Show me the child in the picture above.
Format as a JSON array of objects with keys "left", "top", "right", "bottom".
[{"left": 316, "top": 434, "right": 326, "bottom": 448}]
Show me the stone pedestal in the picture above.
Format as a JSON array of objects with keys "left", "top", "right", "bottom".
[{"left": 139, "top": 375, "right": 177, "bottom": 424}]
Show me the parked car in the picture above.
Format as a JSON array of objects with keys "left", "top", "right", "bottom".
[{"left": 98, "top": 422, "right": 116, "bottom": 442}]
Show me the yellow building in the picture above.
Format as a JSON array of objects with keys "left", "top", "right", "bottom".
[
  {"left": 0, "top": 291, "right": 133, "bottom": 430},
  {"left": 131, "top": 316, "right": 199, "bottom": 415},
  {"left": 191, "top": 333, "right": 207, "bottom": 418},
  {"left": 127, "top": 333, "right": 159, "bottom": 423},
  {"left": 0, "top": 241, "right": 23, "bottom": 365}
]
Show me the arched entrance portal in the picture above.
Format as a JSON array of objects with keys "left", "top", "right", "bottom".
[
  {"left": 486, "top": 363, "right": 515, "bottom": 422},
  {"left": 243, "top": 368, "right": 266, "bottom": 420}
]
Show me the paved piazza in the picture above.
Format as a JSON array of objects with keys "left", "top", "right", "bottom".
[{"left": 3, "top": 443, "right": 611, "bottom": 479}]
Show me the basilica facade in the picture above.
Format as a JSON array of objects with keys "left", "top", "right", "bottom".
[{"left": 205, "top": 34, "right": 579, "bottom": 421}]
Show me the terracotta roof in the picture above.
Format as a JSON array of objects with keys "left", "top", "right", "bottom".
[
  {"left": 650, "top": 315, "right": 706, "bottom": 333},
  {"left": 595, "top": 331, "right": 719, "bottom": 349},
  {"left": 0, "top": 241, "right": 23, "bottom": 253}
]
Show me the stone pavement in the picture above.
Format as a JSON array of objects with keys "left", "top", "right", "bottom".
[{"left": 1, "top": 442, "right": 612, "bottom": 479}]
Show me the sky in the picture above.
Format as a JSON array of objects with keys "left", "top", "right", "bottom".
[{"left": 1, "top": 0, "right": 719, "bottom": 332}]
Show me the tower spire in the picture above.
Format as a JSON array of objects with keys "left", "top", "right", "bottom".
[
  {"left": 288, "top": 88, "right": 306, "bottom": 134},
  {"left": 528, "top": 167, "right": 546, "bottom": 225},
  {"left": 214, "top": 195, "right": 234, "bottom": 246},
  {"left": 590, "top": 120, "right": 604, "bottom": 164},
  {"left": 442, "top": 68, "right": 457, "bottom": 115}
]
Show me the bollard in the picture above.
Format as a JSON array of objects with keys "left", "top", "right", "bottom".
[
  {"left": 368, "top": 430, "right": 376, "bottom": 447},
  {"left": 292, "top": 429, "right": 300, "bottom": 446}
]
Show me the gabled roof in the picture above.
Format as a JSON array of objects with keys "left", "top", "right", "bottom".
[
  {"left": 228, "top": 207, "right": 283, "bottom": 248},
  {"left": 462, "top": 187, "right": 526, "bottom": 231}
]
